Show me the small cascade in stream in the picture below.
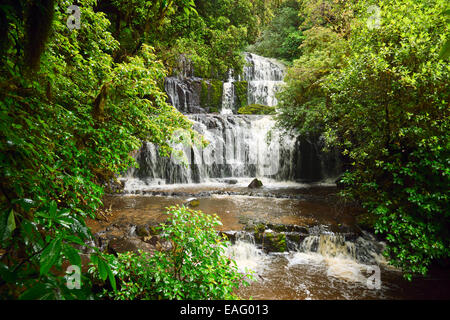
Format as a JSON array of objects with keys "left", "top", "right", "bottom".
[
  {"left": 225, "top": 227, "right": 389, "bottom": 288},
  {"left": 225, "top": 232, "right": 268, "bottom": 274},
  {"left": 288, "top": 231, "right": 388, "bottom": 285}
]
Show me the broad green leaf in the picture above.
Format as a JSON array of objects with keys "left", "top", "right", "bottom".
[
  {"left": 439, "top": 38, "right": 450, "bottom": 60},
  {"left": 97, "top": 258, "right": 108, "bottom": 281},
  {"left": 6, "top": 210, "right": 16, "bottom": 234},
  {"left": 107, "top": 265, "right": 117, "bottom": 292},
  {"left": 63, "top": 244, "right": 81, "bottom": 266},
  {"left": 40, "top": 237, "right": 62, "bottom": 276},
  {"left": 19, "top": 283, "right": 49, "bottom": 300}
]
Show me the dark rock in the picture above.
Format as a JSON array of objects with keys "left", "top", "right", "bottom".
[
  {"left": 219, "top": 231, "right": 237, "bottom": 242},
  {"left": 107, "top": 237, "right": 156, "bottom": 255},
  {"left": 248, "top": 178, "right": 263, "bottom": 188},
  {"left": 285, "top": 232, "right": 307, "bottom": 246},
  {"left": 223, "top": 179, "right": 238, "bottom": 185},
  {"left": 136, "top": 224, "right": 150, "bottom": 237},
  {"left": 143, "top": 235, "right": 160, "bottom": 246}
]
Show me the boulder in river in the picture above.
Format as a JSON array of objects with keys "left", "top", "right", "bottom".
[
  {"left": 107, "top": 237, "right": 157, "bottom": 255},
  {"left": 136, "top": 224, "right": 150, "bottom": 237},
  {"left": 248, "top": 178, "right": 263, "bottom": 188},
  {"left": 184, "top": 197, "right": 200, "bottom": 207}
]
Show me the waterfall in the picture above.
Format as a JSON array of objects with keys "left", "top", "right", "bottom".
[
  {"left": 224, "top": 232, "right": 268, "bottom": 274},
  {"left": 221, "top": 70, "right": 235, "bottom": 115},
  {"left": 285, "top": 231, "right": 387, "bottom": 285},
  {"left": 243, "top": 52, "right": 285, "bottom": 106},
  {"left": 164, "top": 52, "right": 286, "bottom": 114},
  {"left": 128, "top": 114, "right": 298, "bottom": 185},
  {"left": 125, "top": 52, "right": 341, "bottom": 187}
]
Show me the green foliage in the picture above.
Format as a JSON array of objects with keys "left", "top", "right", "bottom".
[
  {"left": 278, "top": 0, "right": 449, "bottom": 279},
  {"left": 248, "top": 0, "right": 305, "bottom": 62},
  {"left": 237, "top": 104, "right": 276, "bottom": 115},
  {"left": 325, "top": 0, "right": 449, "bottom": 279},
  {"left": 0, "top": 0, "right": 196, "bottom": 299},
  {"left": 276, "top": 26, "right": 348, "bottom": 137},
  {"left": 151, "top": 0, "right": 276, "bottom": 79},
  {"left": 439, "top": 9, "right": 450, "bottom": 59},
  {"left": 93, "top": 206, "right": 251, "bottom": 300}
]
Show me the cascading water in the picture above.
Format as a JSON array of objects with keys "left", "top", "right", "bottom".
[
  {"left": 226, "top": 228, "right": 391, "bottom": 298},
  {"left": 292, "top": 231, "right": 387, "bottom": 284},
  {"left": 126, "top": 114, "right": 298, "bottom": 187},
  {"left": 221, "top": 70, "right": 235, "bottom": 115},
  {"left": 224, "top": 231, "right": 268, "bottom": 274},
  {"left": 125, "top": 52, "right": 340, "bottom": 188},
  {"left": 243, "top": 52, "right": 285, "bottom": 106}
]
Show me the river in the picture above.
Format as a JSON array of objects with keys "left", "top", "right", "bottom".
[
  {"left": 87, "top": 52, "right": 450, "bottom": 300},
  {"left": 88, "top": 179, "right": 450, "bottom": 300}
]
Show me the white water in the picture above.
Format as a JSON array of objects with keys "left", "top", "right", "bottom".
[
  {"left": 225, "top": 232, "right": 269, "bottom": 275},
  {"left": 243, "top": 52, "right": 285, "bottom": 107},
  {"left": 125, "top": 114, "right": 300, "bottom": 185},
  {"left": 221, "top": 70, "right": 235, "bottom": 115},
  {"left": 226, "top": 231, "right": 390, "bottom": 291}
]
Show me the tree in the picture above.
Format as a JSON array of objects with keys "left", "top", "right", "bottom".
[
  {"left": 324, "top": 0, "right": 449, "bottom": 279},
  {"left": 0, "top": 0, "right": 196, "bottom": 298},
  {"left": 277, "top": 0, "right": 449, "bottom": 279}
]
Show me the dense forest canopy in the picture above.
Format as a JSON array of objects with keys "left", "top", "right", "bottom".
[
  {"left": 276, "top": 0, "right": 449, "bottom": 279},
  {"left": 0, "top": 0, "right": 449, "bottom": 299}
]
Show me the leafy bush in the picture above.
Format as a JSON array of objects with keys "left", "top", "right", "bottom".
[
  {"left": 278, "top": 0, "right": 449, "bottom": 279},
  {"left": 93, "top": 206, "right": 252, "bottom": 300},
  {"left": 325, "top": 0, "right": 449, "bottom": 279},
  {"left": 0, "top": 0, "right": 195, "bottom": 299},
  {"left": 248, "top": 0, "right": 304, "bottom": 62}
]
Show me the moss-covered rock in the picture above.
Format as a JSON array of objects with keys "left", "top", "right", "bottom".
[
  {"left": 248, "top": 178, "right": 263, "bottom": 188},
  {"left": 237, "top": 104, "right": 276, "bottom": 115},
  {"left": 200, "top": 79, "right": 223, "bottom": 113},
  {"left": 234, "top": 80, "right": 248, "bottom": 108},
  {"left": 253, "top": 223, "right": 266, "bottom": 242},
  {"left": 262, "top": 231, "right": 287, "bottom": 252}
]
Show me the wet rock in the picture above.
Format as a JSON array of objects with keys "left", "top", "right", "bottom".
[
  {"left": 107, "top": 237, "right": 157, "bottom": 255},
  {"left": 223, "top": 179, "right": 238, "bottom": 185},
  {"left": 143, "top": 235, "right": 160, "bottom": 246},
  {"left": 219, "top": 230, "right": 237, "bottom": 242},
  {"left": 136, "top": 224, "right": 150, "bottom": 237},
  {"left": 285, "top": 232, "right": 307, "bottom": 247},
  {"left": 243, "top": 221, "right": 309, "bottom": 235},
  {"left": 260, "top": 230, "right": 287, "bottom": 253},
  {"left": 248, "top": 178, "right": 263, "bottom": 188},
  {"left": 184, "top": 197, "right": 200, "bottom": 207},
  {"left": 265, "top": 223, "right": 309, "bottom": 234}
]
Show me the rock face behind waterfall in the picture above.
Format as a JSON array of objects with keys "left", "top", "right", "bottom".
[{"left": 125, "top": 52, "right": 342, "bottom": 186}]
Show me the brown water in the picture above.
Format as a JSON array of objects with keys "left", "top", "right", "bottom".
[{"left": 88, "top": 184, "right": 450, "bottom": 300}]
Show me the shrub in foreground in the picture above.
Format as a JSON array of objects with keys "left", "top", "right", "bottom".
[{"left": 91, "top": 206, "right": 252, "bottom": 300}]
